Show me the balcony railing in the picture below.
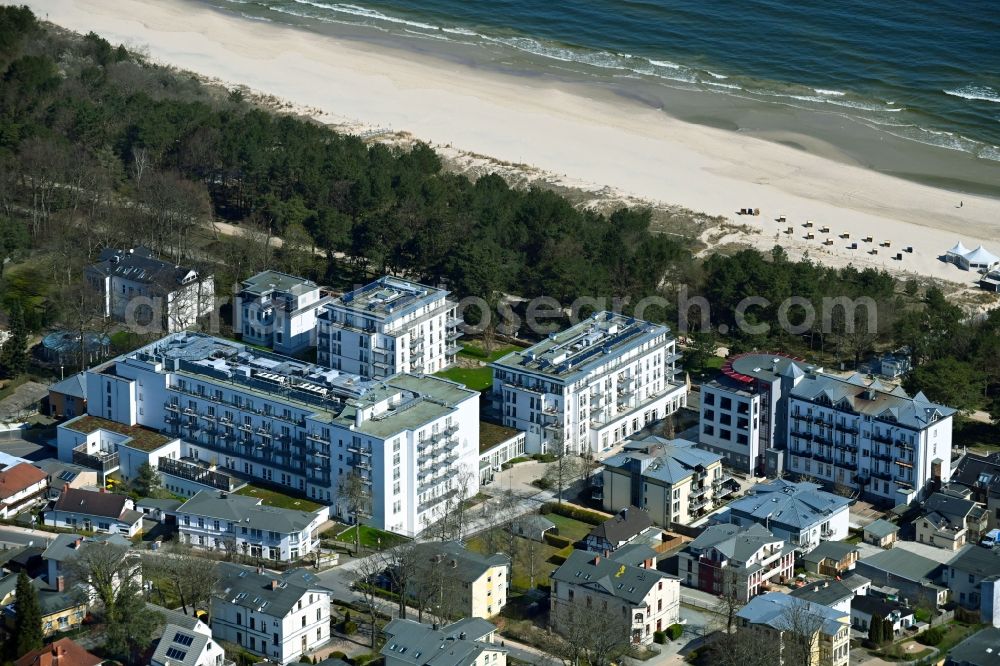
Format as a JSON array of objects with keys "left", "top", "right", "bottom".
[
  {"left": 72, "top": 445, "right": 119, "bottom": 474},
  {"left": 159, "top": 457, "right": 239, "bottom": 491}
]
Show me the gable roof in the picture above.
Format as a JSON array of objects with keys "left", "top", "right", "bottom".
[
  {"left": 951, "top": 453, "right": 1000, "bottom": 495},
  {"left": 864, "top": 519, "right": 899, "bottom": 539},
  {"left": 686, "top": 523, "right": 786, "bottom": 564},
  {"left": 857, "top": 548, "right": 943, "bottom": 583},
  {"left": 727, "top": 479, "right": 850, "bottom": 530},
  {"left": 151, "top": 622, "right": 212, "bottom": 666},
  {"left": 947, "top": 545, "right": 1000, "bottom": 580},
  {"left": 922, "top": 492, "right": 978, "bottom": 523},
  {"left": 946, "top": 626, "right": 1000, "bottom": 666},
  {"left": 550, "top": 549, "right": 673, "bottom": 606},
  {"left": 587, "top": 506, "right": 654, "bottom": 546},
  {"left": 411, "top": 541, "right": 509, "bottom": 584},
  {"left": 852, "top": 595, "right": 911, "bottom": 618},
  {"left": 606, "top": 436, "right": 721, "bottom": 485},
  {"left": 737, "top": 592, "right": 847, "bottom": 637},
  {"left": 41, "top": 532, "right": 133, "bottom": 564},
  {"left": 609, "top": 543, "right": 658, "bottom": 567},
  {"left": 175, "top": 490, "right": 319, "bottom": 534},
  {"left": 14, "top": 638, "right": 102, "bottom": 666},
  {"left": 215, "top": 563, "right": 329, "bottom": 618},
  {"left": 789, "top": 578, "right": 855, "bottom": 607},
  {"left": 48, "top": 373, "right": 87, "bottom": 400},
  {"left": 53, "top": 487, "right": 129, "bottom": 520},
  {"left": 801, "top": 540, "right": 859, "bottom": 565},
  {"left": 90, "top": 247, "right": 204, "bottom": 290},
  {"left": 381, "top": 617, "right": 501, "bottom": 666},
  {"left": 0, "top": 463, "right": 47, "bottom": 500}
]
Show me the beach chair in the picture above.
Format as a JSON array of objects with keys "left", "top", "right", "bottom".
[
  {"left": 863, "top": 236, "right": 873, "bottom": 243},
  {"left": 820, "top": 226, "right": 830, "bottom": 233},
  {"left": 895, "top": 253, "right": 903, "bottom": 261},
  {"left": 754, "top": 208, "right": 760, "bottom": 216},
  {"left": 849, "top": 243, "right": 858, "bottom": 249},
  {"left": 841, "top": 233, "right": 850, "bottom": 239},
  {"left": 777, "top": 215, "right": 787, "bottom": 223},
  {"left": 905, "top": 246, "right": 913, "bottom": 253},
  {"left": 804, "top": 221, "right": 813, "bottom": 228}
]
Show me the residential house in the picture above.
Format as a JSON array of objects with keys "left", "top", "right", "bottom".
[
  {"left": 736, "top": 592, "right": 851, "bottom": 666},
  {"left": 0, "top": 545, "right": 45, "bottom": 578},
  {"left": 33, "top": 459, "right": 99, "bottom": 500},
  {"left": 678, "top": 523, "right": 795, "bottom": 602},
  {"left": 234, "top": 271, "right": 331, "bottom": 355},
  {"left": 151, "top": 621, "right": 228, "bottom": 666},
  {"left": 944, "top": 545, "right": 1000, "bottom": 612},
  {"left": 13, "top": 638, "right": 102, "bottom": 666},
  {"left": 0, "top": 462, "right": 48, "bottom": 519},
  {"left": 854, "top": 548, "right": 948, "bottom": 608},
  {"left": 550, "top": 549, "right": 680, "bottom": 645},
  {"left": 211, "top": 563, "right": 332, "bottom": 664},
  {"left": 787, "top": 373, "right": 955, "bottom": 505},
  {"left": 601, "top": 436, "right": 733, "bottom": 527},
  {"left": 491, "top": 311, "right": 686, "bottom": 455},
  {"left": 85, "top": 247, "right": 215, "bottom": 333},
  {"left": 2, "top": 575, "right": 89, "bottom": 638},
  {"left": 381, "top": 617, "right": 506, "bottom": 666},
  {"left": 137, "top": 497, "right": 183, "bottom": 522},
  {"left": 946, "top": 626, "right": 1000, "bottom": 666},
  {"left": 64, "top": 332, "right": 481, "bottom": 536},
  {"left": 511, "top": 515, "right": 556, "bottom": 543},
  {"left": 789, "top": 577, "right": 865, "bottom": 615},
  {"left": 949, "top": 452, "right": 1000, "bottom": 530},
  {"left": 725, "top": 479, "right": 850, "bottom": 553},
  {"left": 172, "top": 490, "right": 325, "bottom": 562},
  {"left": 916, "top": 491, "right": 987, "bottom": 551},
  {"left": 583, "top": 506, "right": 657, "bottom": 556},
  {"left": 863, "top": 519, "right": 899, "bottom": 549},
  {"left": 40, "top": 533, "right": 140, "bottom": 607},
  {"left": 317, "top": 276, "right": 460, "bottom": 378},
  {"left": 699, "top": 352, "right": 814, "bottom": 474},
  {"left": 47, "top": 373, "right": 88, "bottom": 420},
  {"left": 409, "top": 541, "right": 510, "bottom": 619},
  {"left": 43, "top": 487, "right": 143, "bottom": 536},
  {"left": 801, "top": 541, "right": 860, "bottom": 576},
  {"left": 850, "top": 595, "right": 914, "bottom": 637}
]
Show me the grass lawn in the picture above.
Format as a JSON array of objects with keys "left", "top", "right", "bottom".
[
  {"left": 466, "top": 534, "right": 563, "bottom": 592},
  {"left": 458, "top": 341, "right": 525, "bottom": 363},
  {"left": 334, "top": 524, "right": 410, "bottom": 550},
  {"left": 235, "top": 485, "right": 324, "bottom": 512},
  {"left": 435, "top": 366, "right": 493, "bottom": 391},
  {"left": 930, "top": 622, "right": 982, "bottom": 654},
  {"left": 541, "top": 512, "right": 594, "bottom": 542}
]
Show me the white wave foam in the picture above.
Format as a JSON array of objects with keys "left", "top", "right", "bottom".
[
  {"left": 648, "top": 59, "right": 681, "bottom": 70},
  {"left": 703, "top": 80, "right": 740, "bottom": 90},
  {"left": 706, "top": 71, "right": 728, "bottom": 79},
  {"left": 944, "top": 85, "right": 1000, "bottom": 104},
  {"left": 814, "top": 88, "right": 845, "bottom": 96},
  {"left": 293, "top": 1, "right": 440, "bottom": 31},
  {"left": 979, "top": 146, "right": 1000, "bottom": 162}
]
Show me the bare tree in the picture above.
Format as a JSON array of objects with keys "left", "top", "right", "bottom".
[
  {"left": 544, "top": 441, "right": 582, "bottom": 504},
  {"left": 712, "top": 568, "right": 746, "bottom": 634},
  {"left": 548, "top": 602, "right": 632, "bottom": 666},
  {"left": 337, "top": 470, "right": 371, "bottom": 556},
  {"left": 379, "top": 541, "right": 420, "bottom": 620},
  {"left": 353, "top": 554, "right": 388, "bottom": 649},
  {"left": 705, "top": 628, "right": 778, "bottom": 666},
  {"left": 775, "top": 601, "right": 825, "bottom": 666},
  {"left": 143, "top": 547, "right": 220, "bottom": 615}
]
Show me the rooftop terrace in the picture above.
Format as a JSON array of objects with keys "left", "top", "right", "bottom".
[
  {"left": 329, "top": 276, "right": 448, "bottom": 321},
  {"left": 64, "top": 414, "right": 174, "bottom": 452}
]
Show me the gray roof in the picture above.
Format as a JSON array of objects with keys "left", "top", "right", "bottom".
[
  {"left": 922, "top": 492, "right": 978, "bottom": 524},
  {"left": 550, "top": 549, "right": 673, "bottom": 606},
  {"left": 686, "top": 523, "right": 786, "bottom": 564},
  {"left": 605, "top": 437, "right": 721, "bottom": 485},
  {"left": 30, "top": 578, "right": 86, "bottom": 615},
  {"left": 146, "top": 602, "right": 200, "bottom": 631},
  {"left": 728, "top": 480, "right": 850, "bottom": 530},
  {"left": 137, "top": 498, "right": 184, "bottom": 512},
  {"left": 950, "top": 453, "right": 1000, "bottom": 496},
  {"left": 151, "top": 622, "right": 211, "bottom": 666},
  {"left": 790, "top": 373, "right": 955, "bottom": 430},
  {"left": 491, "top": 311, "right": 671, "bottom": 383},
  {"left": 789, "top": 579, "right": 855, "bottom": 607},
  {"left": 33, "top": 459, "right": 93, "bottom": 488},
  {"left": 946, "top": 626, "right": 1000, "bottom": 666},
  {"left": 48, "top": 373, "right": 87, "bottom": 399},
  {"left": 609, "top": 543, "right": 658, "bottom": 567},
  {"left": 515, "top": 515, "right": 556, "bottom": 536},
  {"left": 852, "top": 595, "right": 911, "bottom": 619},
  {"left": 214, "top": 563, "right": 329, "bottom": 618},
  {"left": 587, "top": 507, "right": 655, "bottom": 547},
  {"left": 240, "top": 270, "right": 318, "bottom": 297},
  {"left": 412, "top": 542, "right": 509, "bottom": 584},
  {"left": 947, "top": 545, "right": 1000, "bottom": 581},
  {"left": 857, "top": 548, "right": 943, "bottom": 583},
  {"left": 864, "top": 519, "right": 899, "bottom": 539},
  {"left": 801, "top": 540, "right": 859, "bottom": 565},
  {"left": 328, "top": 276, "right": 448, "bottom": 322},
  {"left": 91, "top": 247, "right": 204, "bottom": 289},
  {"left": 737, "top": 592, "right": 847, "bottom": 637},
  {"left": 41, "top": 533, "right": 133, "bottom": 564},
  {"left": 175, "top": 490, "right": 319, "bottom": 534},
  {"left": 0, "top": 572, "right": 17, "bottom": 600},
  {"left": 381, "top": 617, "right": 500, "bottom": 666}
]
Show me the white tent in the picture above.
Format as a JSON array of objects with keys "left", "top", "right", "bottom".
[
  {"left": 963, "top": 245, "right": 1000, "bottom": 271},
  {"left": 947, "top": 240, "right": 970, "bottom": 256}
]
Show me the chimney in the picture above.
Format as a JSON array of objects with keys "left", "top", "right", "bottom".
[
  {"left": 56, "top": 576, "right": 65, "bottom": 592},
  {"left": 270, "top": 579, "right": 279, "bottom": 590},
  {"left": 73, "top": 538, "right": 83, "bottom": 549},
  {"left": 459, "top": 632, "right": 467, "bottom": 640},
  {"left": 593, "top": 555, "right": 601, "bottom": 565},
  {"left": 432, "top": 623, "right": 439, "bottom": 631}
]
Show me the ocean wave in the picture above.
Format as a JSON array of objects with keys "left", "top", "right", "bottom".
[
  {"left": 648, "top": 59, "right": 681, "bottom": 70},
  {"left": 814, "top": 88, "right": 845, "bottom": 96},
  {"left": 703, "top": 80, "right": 740, "bottom": 90},
  {"left": 706, "top": 71, "right": 728, "bottom": 79},
  {"left": 292, "top": 0, "right": 441, "bottom": 31},
  {"left": 944, "top": 85, "right": 1000, "bottom": 104},
  {"left": 979, "top": 146, "right": 1000, "bottom": 162}
]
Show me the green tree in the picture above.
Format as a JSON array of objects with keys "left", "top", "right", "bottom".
[
  {"left": 868, "top": 614, "right": 885, "bottom": 646},
  {"left": 0, "top": 301, "right": 29, "bottom": 379},
  {"left": 133, "top": 462, "right": 161, "bottom": 497},
  {"left": 12, "top": 571, "right": 43, "bottom": 658},
  {"left": 905, "top": 358, "right": 983, "bottom": 413}
]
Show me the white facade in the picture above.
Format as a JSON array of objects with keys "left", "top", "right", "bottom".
[
  {"left": 726, "top": 480, "right": 851, "bottom": 553},
  {"left": 211, "top": 565, "right": 331, "bottom": 664},
  {"left": 69, "top": 333, "right": 480, "bottom": 536},
  {"left": 235, "top": 271, "right": 331, "bottom": 355},
  {"left": 317, "top": 276, "right": 461, "bottom": 379},
  {"left": 787, "top": 373, "right": 955, "bottom": 504},
  {"left": 86, "top": 247, "right": 215, "bottom": 334},
  {"left": 491, "top": 312, "right": 686, "bottom": 455},
  {"left": 151, "top": 621, "right": 227, "bottom": 666},
  {"left": 172, "top": 490, "right": 326, "bottom": 562}
]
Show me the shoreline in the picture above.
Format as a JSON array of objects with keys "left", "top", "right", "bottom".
[{"left": 23, "top": 0, "right": 1000, "bottom": 289}]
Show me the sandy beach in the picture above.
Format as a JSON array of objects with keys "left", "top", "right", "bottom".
[{"left": 25, "top": 0, "right": 1000, "bottom": 287}]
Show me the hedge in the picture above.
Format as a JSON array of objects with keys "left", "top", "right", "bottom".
[
  {"left": 543, "top": 532, "right": 575, "bottom": 549},
  {"left": 667, "top": 623, "right": 683, "bottom": 640},
  {"left": 653, "top": 631, "right": 666, "bottom": 644},
  {"left": 916, "top": 626, "right": 945, "bottom": 646},
  {"left": 541, "top": 502, "right": 609, "bottom": 525}
]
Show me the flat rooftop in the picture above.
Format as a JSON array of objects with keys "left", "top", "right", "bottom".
[
  {"left": 329, "top": 276, "right": 448, "bottom": 321},
  {"left": 240, "top": 270, "right": 318, "bottom": 296},
  {"left": 491, "top": 312, "right": 670, "bottom": 381},
  {"left": 64, "top": 414, "right": 173, "bottom": 452},
  {"left": 479, "top": 421, "right": 522, "bottom": 453}
]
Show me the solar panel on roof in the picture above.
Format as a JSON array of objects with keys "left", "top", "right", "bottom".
[
  {"left": 165, "top": 647, "right": 187, "bottom": 660},
  {"left": 173, "top": 632, "right": 194, "bottom": 646}
]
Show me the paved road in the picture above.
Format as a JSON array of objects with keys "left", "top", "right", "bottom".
[{"left": 0, "top": 525, "right": 56, "bottom": 549}]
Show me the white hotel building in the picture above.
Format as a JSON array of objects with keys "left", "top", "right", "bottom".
[
  {"left": 490, "top": 312, "right": 686, "bottom": 455},
  {"left": 66, "top": 332, "right": 480, "bottom": 536},
  {"left": 234, "top": 271, "right": 331, "bottom": 356},
  {"left": 317, "top": 277, "right": 462, "bottom": 379},
  {"left": 786, "top": 373, "right": 955, "bottom": 505}
]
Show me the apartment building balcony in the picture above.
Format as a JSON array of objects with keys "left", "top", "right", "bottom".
[
  {"left": 347, "top": 443, "right": 372, "bottom": 456},
  {"left": 72, "top": 444, "right": 119, "bottom": 474},
  {"left": 871, "top": 469, "right": 892, "bottom": 481},
  {"left": 689, "top": 495, "right": 711, "bottom": 511},
  {"left": 814, "top": 451, "right": 834, "bottom": 464},
  {"left": 353, "top": 458, "right": 372, "bottom": 471},
  {"left": 836, "top": 422, "right": 860, "bottom": 435},
  {"left": 446, "top": 329, "right": 462, "bottom": 342},
  {"left": 418, "top": 489, "right": 458, "bottom": 514},
  {"left": 306, "top": 431, "right": 328, "bottom": 443},
  {"left": 306, "top": 470, "right": 331, "bottom": 485},
  {"left": 689, "top": 485, "right": 709, "bottom": 499},
  {"left": 893, "top": 476, "right": 913, "bottom": 488},
  {"left": 165, "top": 401, "right": 181, "bottom": 412},
  {"left": 445, "top": 343, "right": 462, "bottom": 356},
  {"left": 872, "top": 431, "right": 894, "bottom": 444},
  {"left": 790, "top": 429, "right": 813, "bottom": 440},
  {"left": 201, "top": 412, "right": 217, "bottom": 422},
  {"left": 665, "top": 352, "right": 682, "bottom": 364},
  {"left": 812, "top": 433, "right": 834, "bottom": 447},
  {"left": 165, "top": 413, "right": 180, "bottom": 425},
  {"left": 159, "top": 457, "right": 239, "bottom": 492},
  {"left": 447, "top": 314, "right": 464, "bottom": 328}
]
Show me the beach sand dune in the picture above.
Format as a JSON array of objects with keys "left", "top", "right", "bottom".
[{"left": 27, "top": 0, "right": 1000, "bottom": 286}]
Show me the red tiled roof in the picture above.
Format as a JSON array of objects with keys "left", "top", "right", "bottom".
[
  {"left": 14, "top": 638, "right": 102, "bottom": 666},
  {"left": 0, "top": 463, "right": 48, "bottom": 500}
]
